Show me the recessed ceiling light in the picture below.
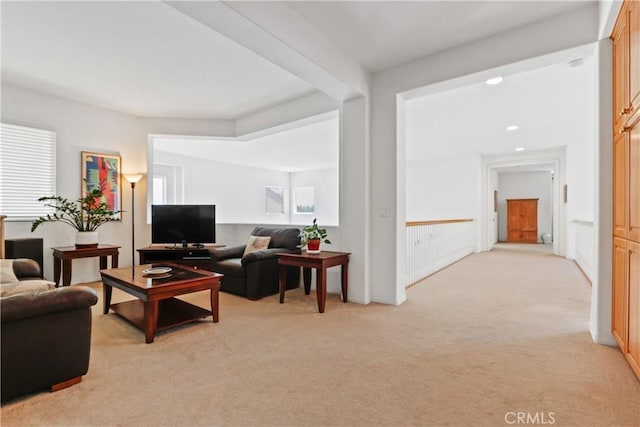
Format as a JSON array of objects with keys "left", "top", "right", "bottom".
[
  {"left": 486, "top": 77, "right": 504, "bottom": 85},
  {"left": 506, "top": 125, "right": 519, "bottom": 131},
  {"left": 515, "top": 147, "right": 525, "bottom": 152}
]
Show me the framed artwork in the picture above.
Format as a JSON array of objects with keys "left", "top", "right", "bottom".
[
  {"left": 266, "top": 186, "right": 285, "bottom": 214},
  {"left": 81, "top": 151, "right": 122, "bottom": 220},
  {"left": 493, "top": 190, "right": 498, "bottom": 213},
  {"left": 294, "top": 186, "right": 315, "bottom": 214}
]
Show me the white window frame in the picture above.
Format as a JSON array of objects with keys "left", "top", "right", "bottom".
[{"left": 0, "top": 123, "right": 56, "bottom": 221}]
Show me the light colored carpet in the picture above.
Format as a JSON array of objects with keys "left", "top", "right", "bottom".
[{"left": 2, "top": 248, "right": 639, "bottom": 426}]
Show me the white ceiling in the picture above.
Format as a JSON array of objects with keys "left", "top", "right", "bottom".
[
  {"left": 0, "top": 1, "right": 315, "bottom": 119},
  {"left": 287, "top": 1, "right": 594, "bottom": 73},
  {"left": 405, "top": 54, "right": 595, "bottom": 162}
]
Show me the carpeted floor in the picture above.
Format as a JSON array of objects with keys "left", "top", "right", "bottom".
[{"left": 2, "top": 247, "right": 639, "bottom": 426}]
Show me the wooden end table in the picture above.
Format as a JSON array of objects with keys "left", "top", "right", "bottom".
[
  {"left": 52, "top": 244, "right": 120, "bottom": 287},
  {"left": 100, "top": 262, "right": 223, "bottom": 343},
  {"left": 278, "top": 251, "right": 350, "bottom": 313}
]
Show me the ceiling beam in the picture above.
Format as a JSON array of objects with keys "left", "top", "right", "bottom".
[{"left": 165, "top": 1, "right": 370, "bottom": 102}]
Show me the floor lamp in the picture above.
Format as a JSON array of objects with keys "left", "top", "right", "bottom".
[{"left": 124, "top": 174, "right": 144, "bottom": 273}]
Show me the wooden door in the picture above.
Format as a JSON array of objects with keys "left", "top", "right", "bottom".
[
  {"left": 612, "top": 237, "right": 628, "bottom": 350},
  {"left": 614, "top": 131, "right": 628, "bottom": 237},
  {"left": 629, "top": 1, "right": 640, "bottom": 110},
  {"left": 613, "top": 14, "right": 629, "bottom": 133},
  {"left": 629, "top": 123, "right": 640, "bottom": 242},
  {"left": 506, "top": 199, "right": 538, "bottom": 243},
  {"left": 627, "top": 240, "right": 640, "bottom": 377}
]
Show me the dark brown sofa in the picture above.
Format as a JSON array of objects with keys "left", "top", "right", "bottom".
[
  {"left": 1, "top": 259, "right": 98, "bottom": 401},
  {"left": 210, "top": 227, "right": 300, "bottom": 300}
]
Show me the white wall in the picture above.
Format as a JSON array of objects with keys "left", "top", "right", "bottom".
[
  {"left": 154, "top": 150, "right": 290, "bottom": 225},
  {"left": 497, "top": 171, "right": 553, "bottom": 242},
  {"left": 405, "top": 156, "right": 481, "bottom": 221}
]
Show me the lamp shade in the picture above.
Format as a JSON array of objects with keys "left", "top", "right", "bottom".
[{"left": 123, "top": 173, "right": 144, "bottom": 184}]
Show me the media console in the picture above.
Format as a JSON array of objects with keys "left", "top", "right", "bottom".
[{"left": 137, "top": 245, "right": 224, "bottom": 270}]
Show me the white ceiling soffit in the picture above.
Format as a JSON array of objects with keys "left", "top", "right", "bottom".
[
  {"left": 286, "top": 1, "right": 596, "bottom": 73},
  {"left": 155, "top": 114, "right": 339, "bottom": 173},
  {"left": 405, "top": 54, "right": 595, "bottom": 162},
  {"left": 0, "top": 1, "right": 315, "bottom": 119}
]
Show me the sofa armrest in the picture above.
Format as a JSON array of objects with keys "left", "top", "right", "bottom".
[
  {"left": 12, "top": 258, "right": 41, "bottom": 280},
  {"left": 241, "top": 248, "right": 291, "bottom": 265},
  {"left": 0, "top": 286, "right": 98, "bottom": 324},
  {"left": 210, "top": 245, "right": 245, "bottom": 261}
]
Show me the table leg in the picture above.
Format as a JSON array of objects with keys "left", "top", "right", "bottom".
[
  {"left": 144, "top": 301, "right": 158, "bottom": 344},
  {"left": 103, "top": 284, "right": 112, "bottom": 314},
  {"left": 53, "top": 256, "right": 61, "bottom": 287},
  {"left": 112, "top": 252, "right": 119, "bottom": 268},
  {"left": 341, "top": 262, "right": 349, "bottom": 303},
  {"left": 99, "top": 256, "right": 107, "bottom": 270},
  {"left": 279, "top": 265, "right": 287, "bottom": 303},
  {"left": 303, "top": 267, "right": 312, "bottom": 295},
  {"left": 62, "top": 259, "right": 72, "bottom": 287},
  {"left": 316, "top": 268, "right": 326, "bottom": 313},
  {"left": 211, "top": 287, "right": 219, "bottom": 323}
]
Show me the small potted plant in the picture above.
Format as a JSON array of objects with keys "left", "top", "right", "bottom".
[
  {"left": 31, "top": 188, "right": 121, "bottom": 248},
  {"left": 299, "top": 218, "right": 331, "bottom": 254}
]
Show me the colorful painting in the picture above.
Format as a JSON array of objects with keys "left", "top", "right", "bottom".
[{"left": 81, "top": 151, "right": 122, "bottom": 220}]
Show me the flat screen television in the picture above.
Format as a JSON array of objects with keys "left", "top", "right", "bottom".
[{"left": 151, "top": 205, "right": 216, "bottom": 247}]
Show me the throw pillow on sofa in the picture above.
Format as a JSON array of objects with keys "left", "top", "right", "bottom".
[
  {"left": 243, "top": 235, "right": 271, "bottom": 256},
  {"left": 0, "top": 259, "right": 55, "bottom": 297},
  {"left": 0, "top": 259, "right": 18, "bottom": 284},
  {"left": 0, "top": 280, "right": 56, "bottom": 298}
]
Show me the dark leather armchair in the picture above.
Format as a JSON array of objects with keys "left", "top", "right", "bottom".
[
  {"left": 210, "top": 227, "right": 300, "bottom": 300},
  {"left": 1, "top": 259, "right": 98, "bottom": 401}
]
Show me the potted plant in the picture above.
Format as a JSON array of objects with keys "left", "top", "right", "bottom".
[
  {"left": 299, "top": 218, "right": 331, "bottom": 254},
  {"left": 31, "top": 188, "right": 121, "bottom": 248}
]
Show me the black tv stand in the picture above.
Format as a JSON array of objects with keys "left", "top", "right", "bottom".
[{"left": 137, "top": 245, "right": 224, "bottom": 270}]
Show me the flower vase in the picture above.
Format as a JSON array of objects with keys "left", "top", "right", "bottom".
[
  {"left": 75, "top": 231, "right": 98, "bottom": 248},
  {"left": 306, "top": 239, "right": 321, "bottom": 254}
]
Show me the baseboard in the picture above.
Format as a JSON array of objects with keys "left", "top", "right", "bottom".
[
  {"left": 573, "top": 260, "right": 592, "bottom": 286},
  {"left": 590, "top": 330, "right": 618, "bottom": 347}
]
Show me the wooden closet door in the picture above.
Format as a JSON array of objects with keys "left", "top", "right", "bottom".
[
  {"left": 612, "top": 237, "right": 629, "bottom": 350},
  {"left": 627, "top": 240, "right": 640, "bottom": 377},
  {"left": 629, "top": 124, "right": 640, "bottom": 242}
]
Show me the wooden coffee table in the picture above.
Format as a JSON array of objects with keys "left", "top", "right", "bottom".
[{"left": 100, "top": 263, "right": 222, "bottom": 343}]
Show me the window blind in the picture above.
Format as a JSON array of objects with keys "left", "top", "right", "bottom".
[{"left": 0, "top": 122, "right": 56, "bottom": 220}]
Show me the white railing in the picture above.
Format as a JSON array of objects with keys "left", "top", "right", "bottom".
[
  {"left": 573, "top": 220, "right": 594, "bottom": 283},
  {"left": 405, "top": 219, "right": 475, "bottom": 287}
]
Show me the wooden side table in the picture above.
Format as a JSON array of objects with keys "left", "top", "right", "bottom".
[
  {"left": 278, "top": 251, "right": 350, "bottom": 313},
  {"left": 52, "top": 244, "right": 120, "bottom": 287}
]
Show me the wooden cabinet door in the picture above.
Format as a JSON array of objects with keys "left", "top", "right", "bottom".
[
  {"left": 629, "top": 123, "right": 640, "bottom": 242},
  {"left": 614, "top": 131, "right": 628, "bottom": 238},
  {"left": 627, "top": 240, "right": 640, "bottom": 377},
  {"left": 612, "top": 238, "right": 629, "bottom": 350},
  {"left": 506, "top": 199, "right": 538, "bottom": 243},
  {"left": 629, "top": 1, "right": 640, "bottom": 110},
  {"left": 613, "top": 14, "right": 629, "bottom": 133}
]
